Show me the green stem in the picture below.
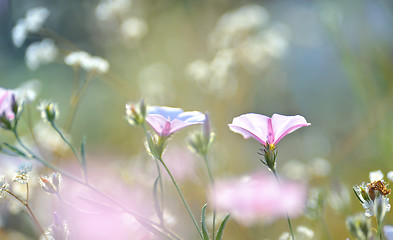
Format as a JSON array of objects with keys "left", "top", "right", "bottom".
[
  {"left": 159, "top": 157, "right": 203, "bottom": 239},
  {"left": 64, "top": 73, "right": 92, "bottom": 132},
  {"left": 272, "top": 170, "right": 296, "bottom": 240},
  {"left": 203, "top": 154, "right": 216, "bottom": 240},
  {"left": 50, "top": 121, "right": 87, "bottom": 182},
  {"left": 12, "top": 129, "right": 179, "bottom": 239},
  {"left": 142, "top": 123, "right": 164, "bottom": 223},
  {"left": 377, "top": 218, "right": 383, "bottom": 240},
  {"left": 6, "top": 189, "right": 48, "bottom": 240}
]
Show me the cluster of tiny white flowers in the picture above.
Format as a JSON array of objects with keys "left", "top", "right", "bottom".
[
  {"left": 95, "top": 0, "right": 131, "bottom": 21},
  {"left": 120, "top": 17, "right": 148, "bottom": 41},
  {"left": 14, "top": 79, "right": 41, "bottom": 104},
  {"left": 25, "top": 38, "right": 58, "bottom": 71},
  {"left": 64, "top": 51, "right": 109, "bottom": 74},
  {"left": 12, "top": 7, "right": 50, "bottom": 48},
  {"left": 278, "top": 225, "right": 314, "bottom": 240},
  {"left": 186, "top": 4, "right": 289, "bottom": 98},
  {"left": 13, "top": 162, "right": 32, "bottom": 184},
  {"left": 0, "top": 176, "right": 9, "bottom": 198}
]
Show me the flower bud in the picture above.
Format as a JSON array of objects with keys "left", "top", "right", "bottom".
[
  {"left": 37, "top": 100, "right": 59, "bottom": 123},
  {"left": 39, "top": 172, "right": 62, "bottom": 194},
  {"left": 145, "top": 132, "right": 167, "bottom": 159},
  {"left": 125, "top": 99, "right": 146, "bottom": 126},
  {"left": 346, "top": 214, "right": 372, "bottom": 240}
]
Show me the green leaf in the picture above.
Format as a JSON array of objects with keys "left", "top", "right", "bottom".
[
  {"left": 215, "top": 214, "right": 230, "bottom": 240},
  {"left": 3, "top": 143, "right": 27, "bottom": 157},
  {"left": 201, "top": 203, "right": 209, "bottom": 240},
  {"left": 153, "top": 176, "right": 163, "bottom": 224},
  {"left": 80, "top": 136, "right": 87, "bottom": 175}
]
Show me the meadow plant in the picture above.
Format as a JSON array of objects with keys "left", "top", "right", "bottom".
[{"left": 3, "top": 2, "right": 393, "bottom": 240}]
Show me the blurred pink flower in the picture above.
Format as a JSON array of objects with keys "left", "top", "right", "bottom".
[
  {"left": 228, "top": 113, "right": 310, "bottom": 146},
  {"left": 162, "top": 146, "right": 197, "bottom": 182},
  {"left": 0, "top": 88, "right": 16, "bottom": 120},
  {"left": 211, "top": 172, "right": 307, "bottom": 225},
  {"left": 146, "top": 106, "right": 205, "bottom": 137}
]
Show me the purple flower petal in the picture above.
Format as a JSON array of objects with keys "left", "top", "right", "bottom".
[
  {"left": 271, "top": 113, "right": 311, "bottom": 145},
  {"left": 385, "top": 225, "right": 393, "bottom": 240},
  {"left": 0, "top": 88, "right": 16, "bottom": 120},
  {"left": 229, "top": 113, "right": 310, "bottom": 145},
  {"left": 146, "top": 106, "right": 205, "bottom": 137},
  {"left": 228, "top": 113, "right": 270, "bottom": 145}
]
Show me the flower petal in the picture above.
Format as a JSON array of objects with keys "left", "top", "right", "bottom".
[
  {"left": 228, "top": 113, "right": 270, "bottom": 145},
  {"left": 271, "top": 113, "right": 310, "bottom": 144},
  {"left": 147, "top": 106, "right": 184, "bottom": 121},
  {"left": 145, "top": 114, "right": 170, "bottom": 136}
]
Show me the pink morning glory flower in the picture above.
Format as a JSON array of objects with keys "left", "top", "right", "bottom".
[
  {"left": 228, "top": 113, "right": 310, "bottom": 147},
  {"left": 146, "top": 106, "right": 206, "bottom": 137},
  {"left": 0, "top": 88, "right": 16, "bottom": 120}
]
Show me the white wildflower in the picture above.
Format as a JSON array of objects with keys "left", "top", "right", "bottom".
[
  {"left": 13, "top": 162, "right": 32, "bottom": 184},
  {"left": 95, "top": 0, "right": 131, "bottom": 21},
  {"left": 24, "top": 7, "right": 50, "bottom": 32},
  {"left": 11, "top": 19, "right": 28, "bottom": 48},
  {"left": 186, "top": 59, "right": 210, "bottom": 83},
  {"left": 388, "top": 171, "right": 393, "bottom": 182},
  {"left": 34, "top": 123, "right": 68, "bottom": 154},
  {"left": 11, "top": 7, "right": 49, "bottom": 48},
  {"left": 0, "top": 176, "right": 9, "bottom": 198},
  {"left": 64, "top": 51, "right": 91, "bottom": 68},
  {"left": 25, "top": 39, "right": 58, "bottom": 71},
  {"left": 81, "top": 56, "right": 109, "bottom": 74},
  {"left": 296, "top": 226, "right": 314, "bottom": 239},
  {"left": 370, "top": 170, "right": 384, "bottom": 182},
  {"left": 14, "top": 79, "right": 41, "bottom": 103},
  {"left": 121, "top": 17, "right": 148, "bottom": 40}
]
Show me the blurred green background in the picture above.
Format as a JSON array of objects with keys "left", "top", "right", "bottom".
[{"left": 2, "top": 0, "right": 393, "bottom": 239}]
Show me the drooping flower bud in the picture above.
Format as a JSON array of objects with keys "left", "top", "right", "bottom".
[
  {"left": 125, "top": 99, "right": 147, "bottom": 126},
  {"left": 39, "top": 172, "right": 62, "bottom": 194}
]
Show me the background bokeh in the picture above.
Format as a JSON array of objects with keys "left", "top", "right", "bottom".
[{"left": 2, "top": 0, "right": 393, "bottom": 239}]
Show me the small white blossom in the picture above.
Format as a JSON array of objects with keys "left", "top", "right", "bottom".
[
  {"left": 296, "top": 226, "right": 314, "bottom": 239},
  {"left": 24, "top": 7, "right": 50, "bottom": 32},
  {"left": 13, "top": 162, "right": 32, "bottom": 184},
  {"left": 369, "top": 170, "right": 384, "bottom": 182},
  {"left": 11, "top": 7, "right": 49, "bottom": 48},
  {"left": 14, "top": 79, "right": 41, "bottom": 104},
  {"left": 387, "top": 171, "right": 393, "bottom": 182},
  {"left": 120, "top": 17, "right": 148, "bottom": 40},
  {"left": 81, "top": 56, "right": 109, "bottom": 74},
  {"left": 25, "top": 39, "right": 58, "bottom": 71},
  {"left": 64, "top": 51, "right": 91, "bottom": 67},
  {"left": 0, "top": 176, "right": 9, "bottom": 198},
  {"left": 11, "top": 19, "right": 28, "bottom": 48},
  {"left": 37, "top": 100, "right": 59, "bottom": 122},
  {"left": 95, "top": 0, "right": 131, "bottom": 21}
]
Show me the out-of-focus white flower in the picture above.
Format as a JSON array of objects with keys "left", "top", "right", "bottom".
[
  {"left": 186, "top": 60, "right": 210, "bottom": 83},
  {"left": 11, "top": 7, "right": 49, "bottom": 48},
  {"left": 309, "top": 157, "right": 331, "bottom": 177},
  {"left": 25, "top": 39, "right": 58, "bottom": 71},
  {"left": 95, "top": 0, "right": 131, "bottom": 21},
  {"left": 121, "top": 17, "right": 148, "bottom": 40},
  {"left": 13, "top": 162, "right": 32, "bottom": 184},
  {"left": 0, "top": 176, "right": 9, "bottom": 198},
  {"left": 14, "top": 79, "right": 41, "bottom": 104},
  {"left": 388, "top": 171, "right": 393, "bottom": 182},
  {"left": 370, "top": 170, "right": 384, "bottom": 182},
  {"left": 24, "top": 7, "right": 50, "bottom": 32},
  {"left": 211, "top": 4, "right": 269, "bottom": 49},
  {"left": 82, "top": 56, "right": 109, "bottom": 74},
  {"left": 12, "top": 19, "right": 28, "bottom": 48},
  {"left": 297, "top": 226, "right": 314, "bottom": 239},
  {"left": 64, "top": 51, "right": 91, "bottom": 68},
  {"left": 65, "top": 51, "right": 109, "bottom": 74},
  {"left": 138, "top": 63, "right": 174, "bottom": 104},
  {"left": 281, "top": 159, "right": 308, "bottom": 181},
  {"left": 37, "top": 100, "right": 59, "bottom": 123}
]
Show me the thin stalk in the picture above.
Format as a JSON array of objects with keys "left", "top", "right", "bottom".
[
  {"left": 377, "top": 219, "right": 383, "bottom": 240},
  {"left": 272, "top": 170, "right": 296, "bottom": 240},
  {"left": 159, "top": 157, "right": 203, "bottom": 239},
  {"left": 64, "top": 74, "right": 92, "bottom": 132},
  {"left": 5, "top": 189, "right": 48, "bottom": 240},
  {"left": 12, "top": 129, "right": 179, "bottom": 240},
  {"left": 203, "top": 153, "right": 216, "bottom": 240},
  {"left": 142, "top": 123, "right": 164, "bottom": 224},
  {"left": 50, "top": 121, "right": 86, "bottom": 182}
]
